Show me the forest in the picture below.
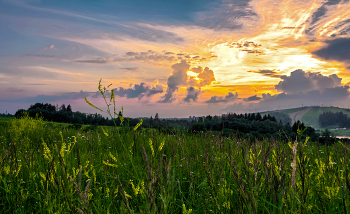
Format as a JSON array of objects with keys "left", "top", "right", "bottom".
[
  {"left": 319, "top": 111, "right": 350, "bottom": 128},
  {"left": 10, "top": 102, "right": 324, "bottom": 142}
]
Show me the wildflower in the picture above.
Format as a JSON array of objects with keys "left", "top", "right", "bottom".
[
  {"left": 249, "top": 162, "right": 252, "bottom": 164},
  {"left": 180, "top": 165, "right": 182, "bottom": 167},
  {"left": 200, "top": 155, "right": 203, "bottom": 157},
  {"left": 107, "top": 160, "right": 109, "bottom": 162}
]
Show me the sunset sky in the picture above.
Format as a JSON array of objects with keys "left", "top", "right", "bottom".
[{"left": 1, "top": 0, "right": 350, "bottom": 118}]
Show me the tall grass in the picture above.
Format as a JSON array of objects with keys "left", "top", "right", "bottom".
[{"left": 0, "top": 79, "right": 350, "bottom": 213}]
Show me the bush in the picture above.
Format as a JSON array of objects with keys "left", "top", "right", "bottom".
[{"left": 189, "top": 123, "right": 205, "bottom": 133}]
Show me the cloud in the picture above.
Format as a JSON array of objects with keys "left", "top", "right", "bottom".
[
  {"left": 248, "top": 69, "right": 282, "bottom": 78},
  {"left": 73, "top": 50, "right": 177, "bottom": 64},
  {"left": 42, "top": 44, "right": 55, "bottom": 50},
  {"left": 119, "top": 67, "right": 140, "bottom": 72},
  {"left": 195, "top": 0, "right": 257, "bottom": 30},
  {"left": 2, "top": 90, "right": 94, "bottom": 103},
  {"left": 23, "top": 66, "right": 84, "bottom": 76},
  {"left": 221, "top": 86, "right": 350, "bottom": 113},
  {"left": 275, "top": 69, "right": 342, "bottom": 94},
  {"left": 205, "top": 92, "right": 238, "bottom": 103},
  {"left": 158, "top": 60, "right": 190, "bottom": 103},
  {"left": 243, "top": 95, "right": 262, "bottom": 102},
  {"left": 183, "top": 87, "right": 201, "bottom": 103},
  {"left": 22, "top": 54, "right": 70, "bottom": 59},
  {"left": 74, "top": 58, "right": 109, "bottom": 64},
  {"left": 310, "top": 0, "right": 342, "bottom": 25},
  {"left": 2, "top": 82, "right": 164, "bottom": 103},
  {"left": 189, "top": 66, "right": 216, "bottom": 87},
  {"left": 227, "top": 41, "right": 263, "bottom": 54},
  {"left": 114, "top": 83, "right": 163, "bottom": 100},
  {"left": 312, "top": 38, "right": 350, "bottom": 64},
  {"left": 158, "top": 60, "right": 217, "bottom": 103}
]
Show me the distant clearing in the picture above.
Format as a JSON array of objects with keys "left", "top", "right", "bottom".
[{"left": 288, "top": 107, "right": 311, "bottom": 124}]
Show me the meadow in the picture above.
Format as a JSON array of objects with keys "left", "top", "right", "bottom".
[{"left": 1, "top": 80, "right": 350, "bottom": 213}]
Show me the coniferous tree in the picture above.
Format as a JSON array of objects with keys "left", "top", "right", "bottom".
[
  {"left": 67, "top": 104, "right": 72, "bottom": 112},
  {"left": 256, "top": 112, "right": 262, "bottom": 121},
  {"left": 59, "top": 104, "right": 67, "bottom": 112}
]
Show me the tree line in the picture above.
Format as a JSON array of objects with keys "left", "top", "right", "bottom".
[
  {"left": 14, "top": 103, "right": 141, "bottom": 127},
  {"left": 319, "top": 111, "right": 350, "bottom": 128},
  {"left": 13, "top": 102, "right": 341, "bottom": 143}
]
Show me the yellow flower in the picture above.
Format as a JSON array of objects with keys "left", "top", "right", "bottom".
[
  {"left": 42, "top": 139, "right": 52, "bottom": 161},
  {"left": 133, "top": 119, "right": 143, "bottom": 131},
  {"left": 124, "top": 191, "right": 132, "bottom": 199},
  {"left": 101, "top": 127, "right": 109, "bottom": 136},
  {"left": 182, "top": 204, "right": 193, "bottom": 214},
  {"left": 158, "top": 138, "right": 165, "bottom": 151},
  {"left": 149, "top": 138, "right": 154, "bottom": 156},
  {"left": 109, "top": 152, "right": 118, "bottom": 162},
  {"left": 103, "top": 161, "right": 118, "bottom": 168},
  {"left": 60, "top": 143, "right": 66, "bottom": 158}
]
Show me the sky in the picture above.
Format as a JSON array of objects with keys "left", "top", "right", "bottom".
[{"left": 1, "top": 0, "right": 350, "bottom": 118}]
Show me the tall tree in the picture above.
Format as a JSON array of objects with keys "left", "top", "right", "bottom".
[
  {"left": 256, "top": 112, "right": 262, "bottom": 121},
  {"left": 67, "top": 104, "right": 72, "bottom": 112},
  {"left": 59, "top": 104, "right": 66, "bottom": 112},
  {"left": 155, "top": 113, "right": 159, "bottom": 123}
]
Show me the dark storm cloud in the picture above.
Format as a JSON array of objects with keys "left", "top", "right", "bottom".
[
  {"left": 243, "top": 95, "right": 262, "bottom": 102},
  {"left": 312, "top": 38, "right": 350, "bottom": 64},
  {"left": 275, "top": 69, "right": 342, "bottom": 94},
  {"left": 114, "top": 83, "right": 163, "bottom": 100},
  {"left": 183, "top": 87, "right": 201, "bottom": 103},
  {"left": 205, "top": 92, "right": 238, "bottom": 103}
]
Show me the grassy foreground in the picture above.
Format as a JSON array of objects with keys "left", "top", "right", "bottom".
[
  {"left": 1, "top": 79, "right": 350, "bottom": 213},
  {"left": 1, "top": 115, "right": 350, "bottom": 213}
]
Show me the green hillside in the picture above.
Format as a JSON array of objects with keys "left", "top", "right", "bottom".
[{"left": 260, "top": 106, "right": 350, "bottom": 137}]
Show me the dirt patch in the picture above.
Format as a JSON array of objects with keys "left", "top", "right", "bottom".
[{"left": 288, "top": 107, "right": 311, "bottom": 124}]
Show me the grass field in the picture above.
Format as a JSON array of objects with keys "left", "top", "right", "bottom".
[{"left": 1, "top": 112, "right": 350, "bottom": 213}]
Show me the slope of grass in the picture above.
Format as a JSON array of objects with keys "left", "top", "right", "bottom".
[{"left": 259, "top": 107, "right": 305, "bottom": 116}]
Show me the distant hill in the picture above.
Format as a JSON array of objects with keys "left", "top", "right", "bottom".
[{"left": 260, "top": 106, "right": 350, "bottom": 137}]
